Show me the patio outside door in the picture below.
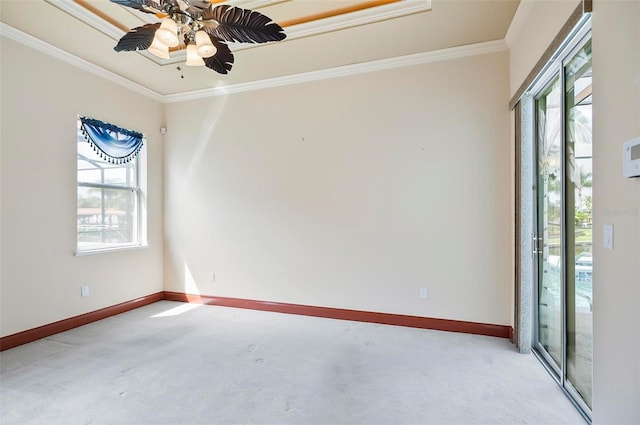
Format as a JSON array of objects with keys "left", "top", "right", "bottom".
[{"left": 533, "top": 31, "right": 592, "bottom": 417}]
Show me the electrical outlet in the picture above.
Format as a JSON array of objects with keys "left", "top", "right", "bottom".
[
  {"left": 419, "top": 288, "right": 428, "bottom": 299},
  {"left": 81, "top": 286, "right": 90, "bottom": 297},
  {"left": 208, "top": 272, "right": 215, "bottom": 283}
]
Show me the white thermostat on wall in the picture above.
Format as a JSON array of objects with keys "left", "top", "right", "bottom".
[{"left": 623, "top": 137, "right": 640, "bottom": 178}]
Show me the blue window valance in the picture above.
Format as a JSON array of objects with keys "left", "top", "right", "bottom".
[{"left": 79, "top": 116, "right": 144, "bottom": 164}]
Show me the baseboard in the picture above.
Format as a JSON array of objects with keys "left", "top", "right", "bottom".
[
  {"left": 163, "top": 292, "right": 513, "bottom": 339},
  {"left": 0, "top": 291, "right": 513, "bottom": 351},
  {"left": 0, "top": 292, "right": 164, "bottom": 351}
]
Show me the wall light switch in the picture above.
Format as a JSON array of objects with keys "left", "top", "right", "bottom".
[
  {"left": 81, "top": 286, "right": 90, "bottom": 297},
  {"left": 603, "top": 224, "right": 614, "bottom": 250}
]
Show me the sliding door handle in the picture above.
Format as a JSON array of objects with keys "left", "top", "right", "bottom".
[{"left": 532, "top": 236, "right": 543, "bottom": 255}]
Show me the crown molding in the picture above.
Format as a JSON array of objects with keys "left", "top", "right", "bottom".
[
  {"left": 281, "top": 0, "right": 432, "bottom": 41},
  {"left": 0, "top": 22, "right": 164, "bottom": 102},
  {"left": 163, "top": 39, "right": 508, "bottom": 103},
  {"left": 2, "top": 22, "right": 506, "bottom": 104}
]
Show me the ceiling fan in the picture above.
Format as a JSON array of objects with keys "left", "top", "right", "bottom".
[{"left": 110, "top": 0, "right": 286, "bottom": 74}]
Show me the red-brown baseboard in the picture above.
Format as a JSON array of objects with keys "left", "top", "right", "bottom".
[
  {"left": 163, "top": 291, "right": 513, "bottom": 339},
  {"left": 1, "top": 291, "right": 513, "bottom": 351},
  {"left": 0, "top": 292, "right": 164, "bottom": 351}
]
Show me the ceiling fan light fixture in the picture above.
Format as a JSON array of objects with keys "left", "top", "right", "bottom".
[
  {"left": 147, "top": 37, "right": 170, "bottom": 59},
  {"left": 185, "top": 43, "right": 205, "bottom": 66},
  {"left": 111, "top": 0, "right": 287, "bottom": 75},
  {"left": 156, "top": 18, "right": 179, "bottom": 48},
  {"left": 195, "top": 30, "right": 216, "bottom": 58}
]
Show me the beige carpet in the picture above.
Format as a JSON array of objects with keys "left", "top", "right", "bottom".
[{"left": 1, "top": 301, "right": 586, "bottom": 425}]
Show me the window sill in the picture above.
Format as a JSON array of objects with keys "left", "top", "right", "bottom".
[{"left": 75, "top": 243, "right": 149, "bottom": 256}]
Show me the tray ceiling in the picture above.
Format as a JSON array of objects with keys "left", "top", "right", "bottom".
[
  {"left": 46, "top": 0, "right": 434, "bottom": 66},
  {"left": 0, "top": 0, "right": 520, "bottom": 97}
]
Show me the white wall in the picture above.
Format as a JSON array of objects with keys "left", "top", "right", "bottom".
[
  {"left": 591, "top": 1, "right": 640, "bottom": 423},
  {"left": 0, "top": 37, "right": 164, "bottom": 337},
  {"left": 508, "top": 0, "right": 640, "bottom": 422},
  {"left": 164, "top": 51, "right": 513, "bottom": 326}
]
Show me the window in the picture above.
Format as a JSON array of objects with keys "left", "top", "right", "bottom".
[{"left": 76, "top": 117, "right": 145, "bottom": 253}]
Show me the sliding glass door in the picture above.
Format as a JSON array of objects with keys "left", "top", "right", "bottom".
[
  {"left": 533, "top": 28, "right": 592, "bottom": 416},
  {"left": 564, "top": 38, "right": 593, "bottom": 410},
  {"left": 536, "top": 76, "right": 563, "bottom": 374}
]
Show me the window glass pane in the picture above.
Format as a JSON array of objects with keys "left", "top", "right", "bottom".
[
  {"left": 536, "top": 77, "right": 563, "bottom": 371},
  {"left": 77, "top": 187, "right": 138, "bottom": 249},
  {"left": 77, "top": 140, "right": 136, "bottom": 187},
  {"left": 565, "top": 39, "right": 592, "bottom": 409}
]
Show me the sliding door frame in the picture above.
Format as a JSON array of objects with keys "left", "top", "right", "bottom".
[
  {"left": 514, "top": 10, "right": 592, "bottom": 424},
  {"left": 513, "top": 3, "right": 593, "bottom": 357}
]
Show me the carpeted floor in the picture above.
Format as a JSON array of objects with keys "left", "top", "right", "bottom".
[{"left": 1, "top": 301, "right": 586, "bottom": 425}]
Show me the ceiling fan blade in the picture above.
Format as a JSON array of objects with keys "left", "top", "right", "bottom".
[
  {"left": 185, "top": 0, "right": 212, "bottom": 15},
  {"left": 203, "top": 37, "right": 235, "bottom": 74},
  {"left": 204, "top": 5, "right": 286, "bottom": 44},
  {"left": 114, "top": 23, "right": 161, "bottom": 52},
  {"left": 108, "top": 0, "right": 163, "bottom": 14}
]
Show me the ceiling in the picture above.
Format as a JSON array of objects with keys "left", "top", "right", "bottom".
[{"left": 0, "top": 0, "right": 520, "bottom": 97}]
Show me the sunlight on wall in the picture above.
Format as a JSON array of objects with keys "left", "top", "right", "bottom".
[
  {"left": 151, "top": 262, "right": 205, "bottom": 316},
  {"left": 184, "top": 95, "right": 228, "bottom": 186},
  {"left": 184, "top": 261, "right": 200, "bottom": 295}
]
